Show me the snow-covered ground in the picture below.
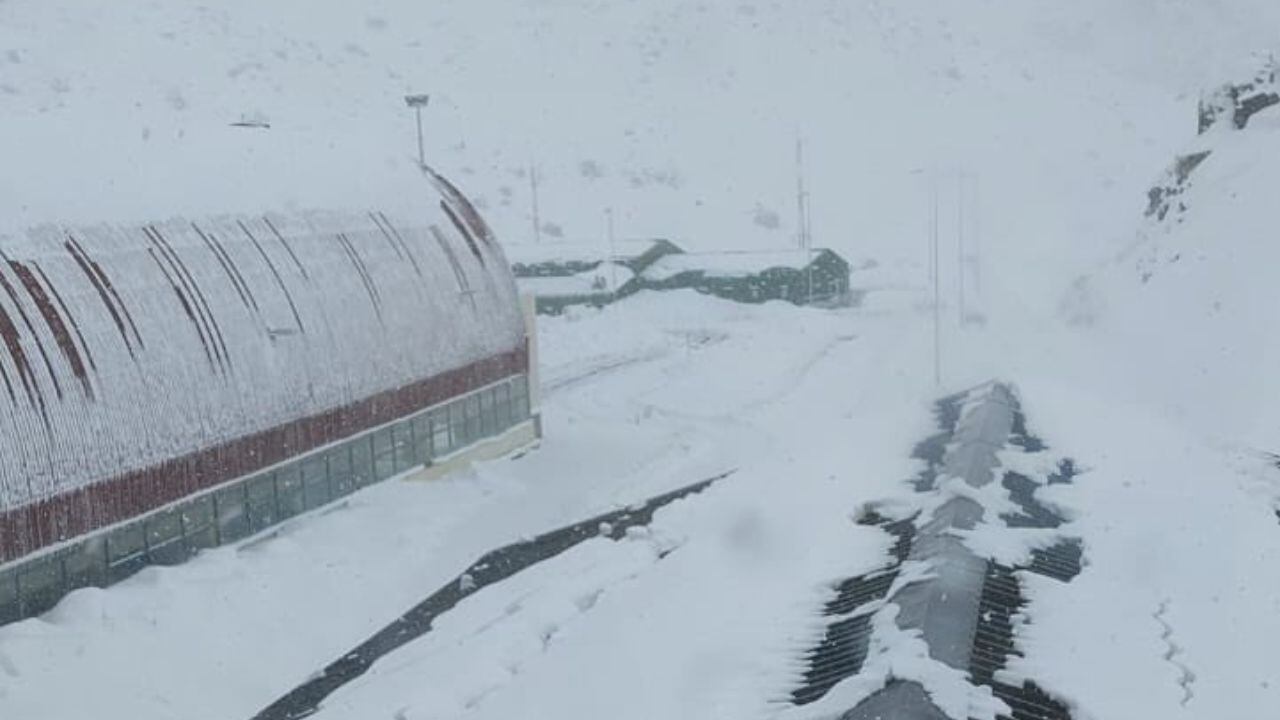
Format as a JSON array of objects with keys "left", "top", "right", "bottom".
[
  {"left": 6, "top": 0, "right": 1280, "bottom": 718},
  {"left": 0, "top": 291, "right": 941, "bottom": 719},
  {"left": 3, "top": 280, "right": 1277, "bottom": 719}
]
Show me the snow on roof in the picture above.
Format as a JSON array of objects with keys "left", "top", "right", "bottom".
[
  {"left": 505, "top": 240, "right": 673, "bottom": 268},
  {"left": 641, "top": 249, "right": 835, "bottom": 282},
  {"left": 0, "top": 188, "right": 524, "bottom": 515},
  {"left": 517, "top": 263, "right": 635, "bottom": 296}
]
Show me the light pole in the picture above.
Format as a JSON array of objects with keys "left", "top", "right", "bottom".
[
  {"left": 530, "top": 162, "right": 543, "bottom": 244},
  {"left": 404, "top": 94, "right": 430, "bottom": 167},
  {"left": 606, "top": 207, "right": 618, "bottom": 294}
]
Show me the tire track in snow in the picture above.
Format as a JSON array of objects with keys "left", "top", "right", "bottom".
[
  {"left": 1153, "top": 599, "right": 1196, "bottom": 707},
  {"left": 638, "top": 332, "right": 858, "bottom": 423},
  {"left": 542, "top": 347, "right": 669, "bottom": 396}
]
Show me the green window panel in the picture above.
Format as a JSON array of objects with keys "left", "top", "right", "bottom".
[
  {"left": 146, "top": 509, "right": 187, "bottom": 566},
  {"left": 275, "top": 464, "right": 305, "bottom": 520},
  {"left": 182, "top": 496, "right": 218, "bottom": 552},
  {"left": 246, "top": 472, "right": 278, "bottom": 533},
  {"left": 17, "top": 556, "right": 64, "bottom": 617},
  {"left": 328, "top": 445, "right": 355, "bottom": 499},
  {"left": 494, "top": 383, "right": 512, "bottom": 430},
  {"left": 0, "top": 567, "right": 18, "bottom": 625},
  {"left": 214, "top": 484, "right": 251, "bottom": 545},
  {"left": 351, "top": 435, "right": 375, "bottom": 488},
  {"left": 465, "top": 394, "right": 482, "bottom": 441},
  {"left": 479, "top": 387, "right": 494, "bottom": 436},
  {"left": 302, "top": 455, "right": 331, "bottom": 510},
  {"left": 373, "top": 428, "right": 396, "bottom": 481},
  {"left": 432, "top": 410, "right": 450, "bottom": 457},
  {"left": 413, "top": 415, "right": 432, "bottom": 465},
  {"left": 392, "top": 421, "right": 415, "bottom": 473},
  {"left": 105, "top": 523, "right": 147, "bottom": 583}
]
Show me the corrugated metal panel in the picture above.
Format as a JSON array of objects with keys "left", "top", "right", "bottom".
[{"left": 0, "top": 170, "right": 526, "bottom": 566}]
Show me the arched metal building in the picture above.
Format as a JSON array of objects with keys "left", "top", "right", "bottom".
[{"left": 0, "top": 168, "right": 534, "bottom": 622}]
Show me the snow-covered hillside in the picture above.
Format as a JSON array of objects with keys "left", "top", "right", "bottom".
[
  {"left": 1060, "top": 61, "right": 1280, "bottom": 450},
  {"left": 5, "top": 0, "right": 1280, "bottom": 317}
]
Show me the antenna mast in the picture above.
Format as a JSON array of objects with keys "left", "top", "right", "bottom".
[
  {"left": 957, "top": 171, "right": 966, "bottom": 325},
  {"left": 931, "top": 170, "right": 941, "bottom": 386},
  {"left": 530, "top": 162, "right": 543, "bottom": 244}
]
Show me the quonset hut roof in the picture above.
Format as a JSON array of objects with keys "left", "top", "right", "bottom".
[{"left": 0, "top": 167, "right": 525, "bottom": 564}]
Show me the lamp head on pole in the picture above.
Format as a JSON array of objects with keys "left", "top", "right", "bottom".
[{"left": 404, "top": 94, "right": 430, "bottom": 167}]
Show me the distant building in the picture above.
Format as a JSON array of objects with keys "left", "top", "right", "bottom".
[
  {"left": 636, "top": 248, "right": 853, "bottom": 306},
  {"left": 507, "top": 239, "right": 682, "bottom": 314}
]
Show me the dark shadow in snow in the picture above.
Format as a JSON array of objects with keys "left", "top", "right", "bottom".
[
  {"left": 790, "top": 515, "right": 916, "bottom": 706},
  {"left": 910, "top": 391, "right": 966, "bottom": 492},
  {"left": 248, "top": 472, "right": 731, "bottom": 720}
]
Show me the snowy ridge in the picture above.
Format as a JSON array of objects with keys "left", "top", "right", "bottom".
[{"left": 1061, "top": 59, "right": 1280, "bottom": 450}]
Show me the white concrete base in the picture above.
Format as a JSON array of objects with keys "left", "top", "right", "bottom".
[{"left": 406, "top": 417, "right": 541, "bottom": 482}]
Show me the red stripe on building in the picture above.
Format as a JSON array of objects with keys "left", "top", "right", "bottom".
[{"left": 0, "top": 344, "right": 528, "bottom": 565}]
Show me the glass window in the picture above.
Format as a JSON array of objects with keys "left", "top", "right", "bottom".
[
  {"left": 413, "top": 415, "right": 432, "bottom": 465},
  {"left": 512, "top": 376, "right": 529, "bottom": 420},
  {"left": 275, "top": 463, "right": 305, "bottom": 520},
  {"left": 145, "top": 508, "right": 182, "bottom": 544},
  {"left": 181, "top": 496, "right": 218, "bottom": 552},
  {"left": 246, "top": 472, "right": 278, "bottom": 532},
  {"left": 62, "top": 537, "right": 106, "bottom": 592},
  {"left": 495, "top": 383, "right": 512, "bottom": 430},
  {"left": 449, "top": 399, "right": 467, "bottom": 448},
  {"left": 329, "top": 444, "right": 355, "bottom": 498},
  {"left": 393, "top": 421, "right": 415, "bottom": 472},
  {"left": 107, "top": 523, "right": 145, "bottom": 564},
  {"left": 351, "top": 435, "right": 374, "bottom": 488},
  {"left": 302, "top": 454, "right": 330, "bottom": 510},
  {"left": 373, "top": 427, "right": 396, "bottom": 480},
  {"left": 0, "top": 566, "right": 19, "bottom": 625},
  {"left": 17, "top": 557, "right": 65, "bottom": 617},
  {"left": 146, "top": 509, "right": 187, "bottom": 566},
  {"left": 432, "top": 409, "right": 450, "bottom": 457},
  {"left": 479, "top": 387, "right": 494, "bottom": 436},
  {"left": 106, "top": 522, "right": 147, "bottom": 583},
  {"left": 215, "top": 483, "right": 250, "bottom": 545},
  {"left": 466, "top": 393, "right": 481, "bottom": 441}
]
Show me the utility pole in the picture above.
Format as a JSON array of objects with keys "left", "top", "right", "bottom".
[
  {"left": 795, "top": 136, "right": 810, "bottom": 251},
  {"left": 404, "top": 94, "right": 430, "bottom": 167},
  {"left": 606, "top": 207, "right": 618, "bottom": 294},
  {"left": 931, "top": 170, "right": 941, "bottom": 386},
  {"left": 926, "top": 174, "right": 936, "bottom": 292},
  {"left": 972, "top": 175, "right": 982, "bottom": 298},
  {"left": 797, "top": 136, "right": 817, "bottom": 304},
  {"left": 806, "top": 192, "right": 815, "bottom": 304},
  {"left": 957, "top": 171, "right": 966, "bottom": 326},
  {"left": 530, "top": 162, "right": 543, "bottom": 244}
]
